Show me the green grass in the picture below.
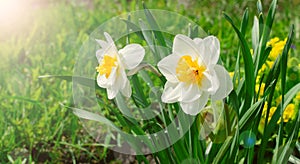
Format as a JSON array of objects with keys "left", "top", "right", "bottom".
[{"left": 0, "top": 0, "right": 299, "bottom": 163}]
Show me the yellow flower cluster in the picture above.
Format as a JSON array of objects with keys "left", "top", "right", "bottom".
[
  {"left": 256, "top": 37, "right": 288, "bottom": 99},
  {"left": 255, "top": 83, "right": 265, "bottom": 97},
  {"left": 261, "top": 102, "right": 296, "bottom": 124},
  {"left": 267, "top": 37, "right": 287, "bottom": 60},
  {"left": 283, "top": 104, "right": 295, "bottom": 122},
  {"left": 261, "top": 103, "right": 276, "bottom": 123},
  {"left": 257, "top": 37, "right": 298, "bottom": 131}
]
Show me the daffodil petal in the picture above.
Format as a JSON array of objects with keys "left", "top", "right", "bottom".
[
  {"left": 106, "top": 67, "right": 117, "bottom": 87},
  {"left": 179, "top": 84, "right": 201, "bottom": 103},
  {"left": 161, "top": 82, "right": 183, "bottom": 103},
  {"left": 106, "top": 69, "right": 124, "bottom": 99},
  {"left": 201, "top": 68, "right": 219, "bottom": 94},
  {"left": 117, "top": 68, "right": 127, "bottom": 91},
  {"left": 193, "top": 38, "right": 203, "bottom": 45},
  {"left": 97, "top": 74, "right": 109, "bottom": 88},
  {"left": 157, "top": 54, "right": 180, "bottom": 83},
  {"left": 95, "top": 39, "right": 108, "bottom": 48},
  {"left": 96, "top": 67, "right": 117, "bottom": 88},
  {"left": 107, "top": 86, "right": 118, "bottom": 99},
  {"left": 96, "top": 49, "right": 104, "bottom": 62},
  {"left": 211, "top": 65, "right": 233, "bottom": 100},
  {"left": 202, "top": 36, "right": 220, "bottom": 65},
  {"left": 121, "top": 79, "right": 132, "bottom": 97},
  {"left": 104, "top": 32, "right": 115, "bottom": 44},
  {"left": 180, "top": 92, "right": 209, "bottom": 115},
  {"left": 193, "top": 37, "right": 206, "bottom": 65},
  {"left": 101, "top": 33, "right": 118, "bottom": 57},
  {"left": 173, "top": 34, "right": 200, "bottom": 60},
  {"left": 119, "top": 44, "right": 145, "bottom": 70}
]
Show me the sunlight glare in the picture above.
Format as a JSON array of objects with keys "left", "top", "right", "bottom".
[{"left": 0, "top": 0, "right": 27, "bottom": 27}]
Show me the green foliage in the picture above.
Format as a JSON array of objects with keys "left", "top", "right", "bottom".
[{"left": 1, "top": 0, "right": 300, "bottom": 163}]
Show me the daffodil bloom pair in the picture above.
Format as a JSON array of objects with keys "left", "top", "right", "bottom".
[
  {"left": 95, "top": 32, "right": 145, "bottom": 99},
  {"left": 96, "top": 33, "right": 233, "bottom": 115}
]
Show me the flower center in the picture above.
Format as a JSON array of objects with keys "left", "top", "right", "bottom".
[
  {"left": 96, "top": 55, "right": 117, "bottom": 78},
  {"left": 176, "top": 55, "right": 206, "bottom": 86}
]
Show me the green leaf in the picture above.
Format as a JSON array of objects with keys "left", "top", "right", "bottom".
[
  {"left": 257, "top": 0, "right": 263, "bottom": 14},
  {"left": 240, "top": 8, "right": 249, "bottom": 35},
  {"left": 71, "top": 107, "right": 121, "bottom": 131},
  {"left": 264, "top": 0, "right": 277, "bottom": 37},
  {"left": 139, "top": 19, "right": 158, "bottom": 59},
  {"left": 212, "top": 137, "right": 233, "bottom": 164},
  {"left": 258, "top": 13, "right": 264, "bottom": 39},
  {"left": 131, "top": 74, "right": 149, "bottom": 108},
  {"left": 275, "top": 24, "right": 295, "bottom": 160},
  {"left": 289, "top": 155, "right": 300, "bottom": 164},
  {"left": 228, "top": 90, "right": 240, "bottom": 117},
  {"left": 188, "top": 24, "right": 199, "bottom": 39},
  {"left": 252, "top": 16, "right": 259, "bottom": 51},
  {"left": 115, "top": 94, "right": 134, "bottom": 118},
  {"left": 70, "top": 105, "right": 157, "bottom": 155},
  {"left": 238, "top": 99, "right": 264, "bottom": 129},
  {"left": 276, "top": 115, "right": 300, "bottom": 164},
  {"left": 127, "top": 63, "right": 161, "bottom": 77},
  {"left": 232, "top": 8, "right": 248, "bottom": 94},
  {"left": 280, "top": 24, "right": 294, "bottom": 99},
  {"left": 260, "top": 83, "right": 300, "bottom": 162},
  {"left": 254, "top": 0, "right": 277, "bottom": 77},
  {"left": 228, "top": 131, "right": 240, "bottom": 162},
  {"left": 142, "top": 3, "right": 166, "bottom": 48},
  {"left": 122, "top": 19, "right": 145, "bottom": 40},
  {"left": 224, "top": 12, "right": 255, "bottom": 111}
]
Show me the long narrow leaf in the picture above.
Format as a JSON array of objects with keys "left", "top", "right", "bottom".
[
  {"left": 276, "top": 110, "right": 300, "bottom": 163},
  {"left": 252, "top": 16, "right": 259, "bottom": 51},
  {"left": 142, "top": 3, "right": 166, "bottom": 47},
  {"left": 275, "top": 24, "right": 295, "bottom": 160},
  {"left": 239, "top": 99, "right": 264, "bottom": 129},
  {"left": 224, "top": 13, "right": 255, "bottom": 111},
  {"left": 260, "top": 83, "right": 300, "bottom": 162},
  {"left": 254, "top": 0, "right": 277, "bottom": 77},
  {"left": 122, "top": 19, "right": 145, "bottom": 40}
]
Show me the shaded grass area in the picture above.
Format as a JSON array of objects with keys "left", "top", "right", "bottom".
[{"left": 0, "top": 0, "right": 299, "bottom": 162}]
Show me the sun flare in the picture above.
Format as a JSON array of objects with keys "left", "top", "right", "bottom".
[{"left": 0, "top": 0, "right": 27, "bottom": 28}]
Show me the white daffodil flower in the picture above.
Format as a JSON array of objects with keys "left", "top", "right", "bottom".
[
  {"left": 96, "top": 32, "right": 145, "bottom": 99},
  {"left": 157, "top": 34, "right": 233, "bottom": 115}
]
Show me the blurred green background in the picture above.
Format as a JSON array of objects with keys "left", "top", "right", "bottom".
[{"left": 0, "top": 0, "right": 299, "bottom": 163}]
